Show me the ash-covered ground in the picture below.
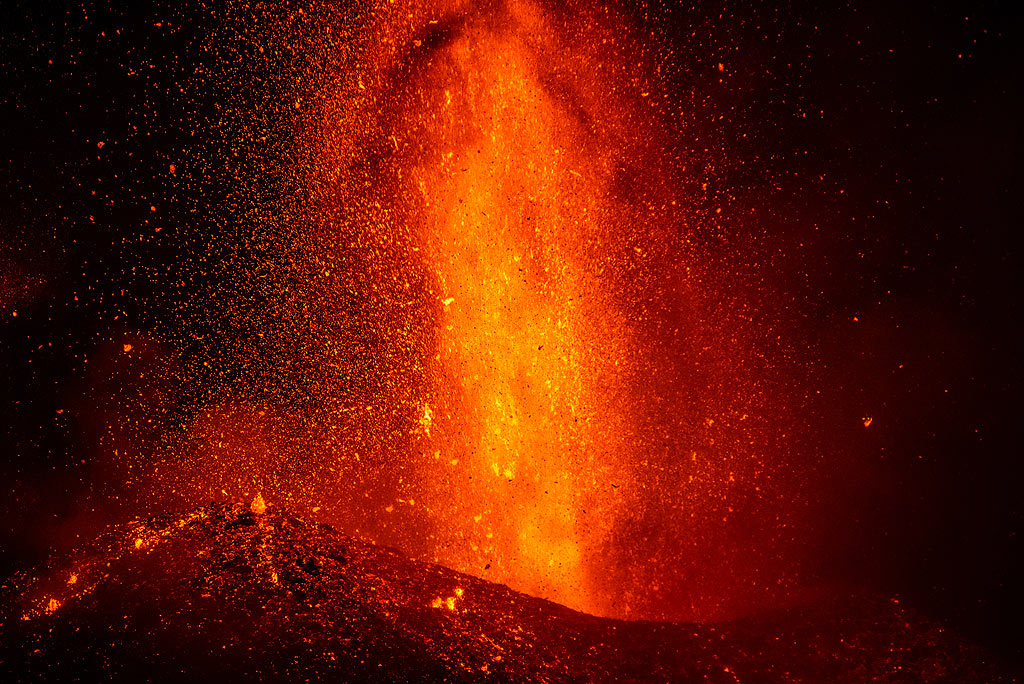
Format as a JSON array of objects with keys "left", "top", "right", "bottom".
[{"left": 0, "top": 502, "right": 1013, "bottom": 682}]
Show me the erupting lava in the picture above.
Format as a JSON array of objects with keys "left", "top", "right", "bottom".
[
  {"left": 300, "top": 0, "right": 802, "bottom": 620},
  {"left": 56, "top": 0, "right": 808, "bottom": 624},
  {"left": 3, "top": 0, "right": 1019, "bottom": 677},
  {"left": 358, "top": 0, "right": 645, "bottom": 613}
]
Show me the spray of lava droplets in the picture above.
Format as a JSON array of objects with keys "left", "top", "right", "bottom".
[{"left": 102, "top": 0, "right": 814, "bottom": 623}]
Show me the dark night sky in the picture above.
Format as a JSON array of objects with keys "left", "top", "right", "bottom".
[{"left": 1, "top": 0, "right": 1021, "bottom": 664}]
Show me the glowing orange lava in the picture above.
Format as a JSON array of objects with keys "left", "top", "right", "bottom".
[
  {"left": 117, "top": 0, "right": 806, "bottom": 623},
  {"left": 314, "top": 0, "right": 689, "bottom": 615}
]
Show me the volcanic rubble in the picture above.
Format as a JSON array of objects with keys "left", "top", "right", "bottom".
[{"left": 0, "top": 502, "right": 1013, "bottom": 683}]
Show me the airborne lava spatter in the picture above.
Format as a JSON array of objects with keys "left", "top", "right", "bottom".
[
  {"left": 85, "top": 0, "right": 811, "bottom": 623},
  {"left": 348, "top": 0, "right": 648, "bottom": 614},
  {"left": 271, "top": 0, "right": 811, "bottom": 621},
  {"left": 5, "top": 0, "right": 1017, "bottom": 662}
]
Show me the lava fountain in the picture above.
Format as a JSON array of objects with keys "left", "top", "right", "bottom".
[
  {"left": 89, "top": 0, "right": 809, "bottom": 624},
  {"left": 381, "top": 1, "right": 643, "bottom": 614},
  {"left": 301, "top": 0, "right": 804, "bottom": 620}
]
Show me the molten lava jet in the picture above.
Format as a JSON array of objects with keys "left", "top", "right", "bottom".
[
  {"left": 347, "top": 1, "right": 647, "bottom": 614},
  {"left": 67, "top": 0, "right": 819, "bottom": 625},
  {"left": 293, "top": 0, "right": 809, "bottom": 621}
]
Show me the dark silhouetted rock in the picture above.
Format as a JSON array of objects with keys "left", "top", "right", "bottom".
[{"left": 0, "top": 504, "right": 1013, "bottom": 682}]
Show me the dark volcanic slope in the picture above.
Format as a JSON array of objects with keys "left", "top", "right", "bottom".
[{"left": 0, "top": 504, "right": 1011, "bottom": 683}]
